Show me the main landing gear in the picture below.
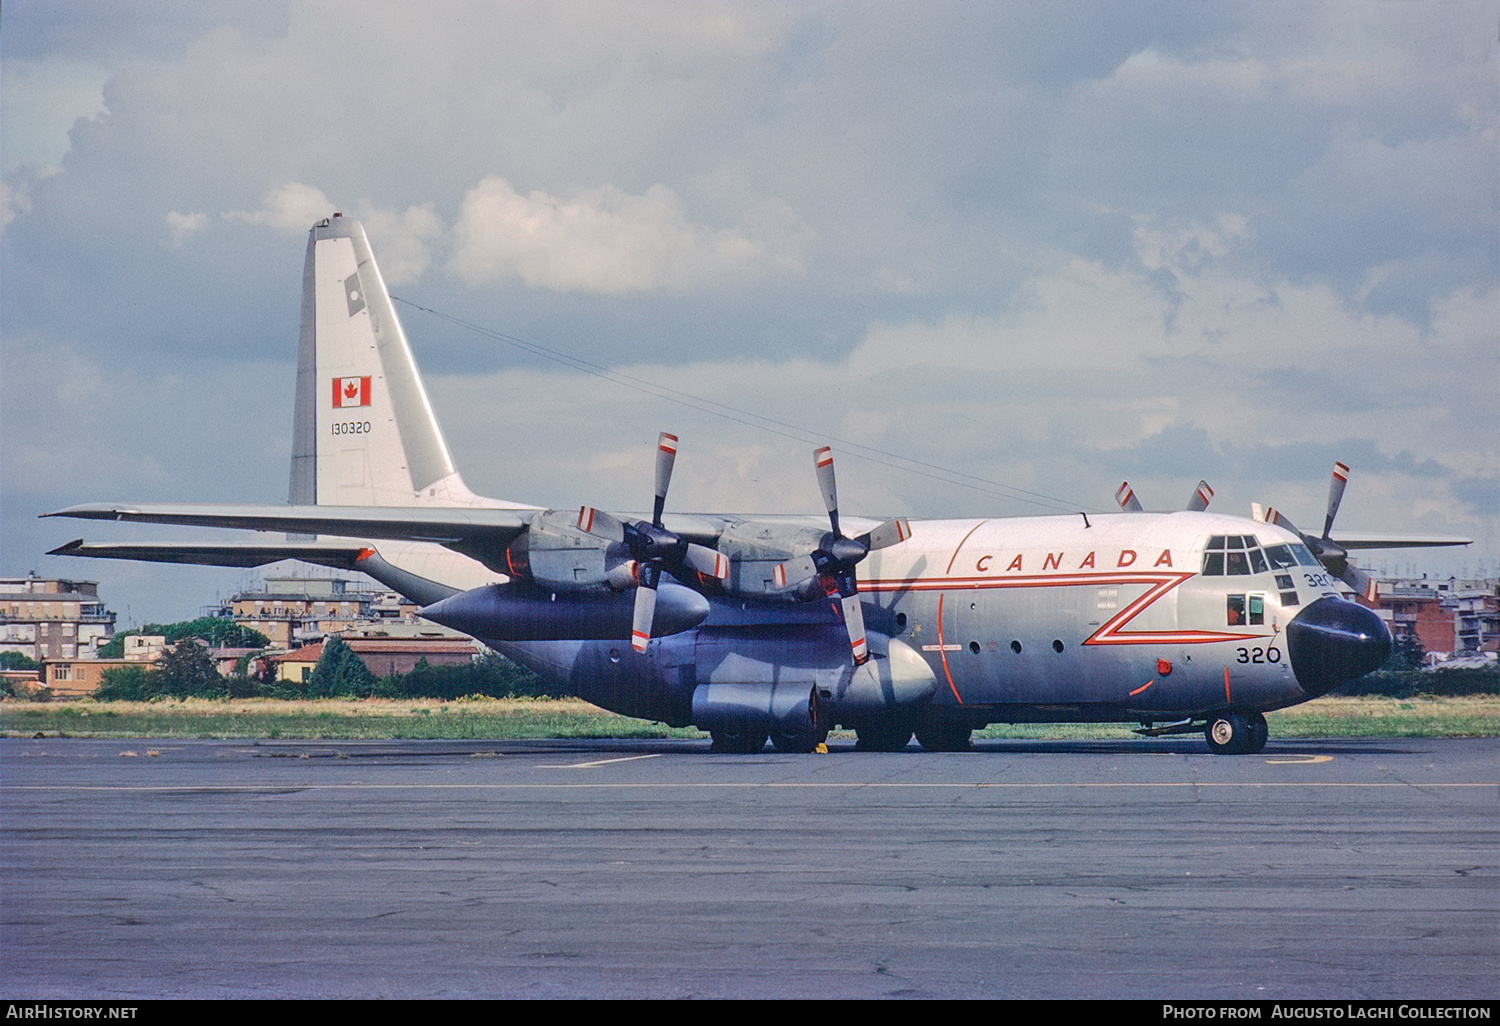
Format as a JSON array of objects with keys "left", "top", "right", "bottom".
[{"left": 1204, "top": 711, "right": 1269, "bottom": 755}]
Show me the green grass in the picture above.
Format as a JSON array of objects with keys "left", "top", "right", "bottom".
[{"left": 3, "top": 694, "right": 1497, "bottom": 741}]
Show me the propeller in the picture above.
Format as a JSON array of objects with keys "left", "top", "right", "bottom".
[
  {"left": 1261, "top": 461, "right": 1376, "bottom": 602},
  {"left": 772, "top": 446, "right": 912, "bottom": 666},
  {"left": 1116, "top": 480, "right": 1213, "bottom": 512},
  {"left": 578, "top": 433, "right": 729, "bottom": 652}
]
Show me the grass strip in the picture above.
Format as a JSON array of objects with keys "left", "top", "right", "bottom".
[{"left": 2, "top": 694, "right": 1496, "bottom": 741}]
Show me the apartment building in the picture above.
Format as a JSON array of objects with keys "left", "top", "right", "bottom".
[{"left": 0, "top": 575, "right": 117, "bottom": 662}]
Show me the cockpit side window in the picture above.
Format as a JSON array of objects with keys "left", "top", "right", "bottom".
[{"left": 1264, "top": 544, "right": 1298, "bottom": 570}]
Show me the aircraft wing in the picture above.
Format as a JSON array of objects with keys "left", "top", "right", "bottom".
[
  {"left": 1330, "top": 532, "right": 1472, "bottom": 550},
  {"left": 46, "top": 538, "right": 374, "bottom": 569}
]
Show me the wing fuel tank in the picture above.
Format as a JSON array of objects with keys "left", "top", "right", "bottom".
[{"left": 419, "top": 582, "right": 710, "bottom": 642}]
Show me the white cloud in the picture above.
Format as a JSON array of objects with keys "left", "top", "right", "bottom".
[
  {"left": 165, "top": 210, "right": 208, "bottom": 247},
  {"left": 449, "top": 175, "right": 801, "bottom": 294},
  {"left": 355, "top": 203, "right": 445, "bottom": 286},
  {"left": 224, "top": 182, "right": 338, "bottom": 234}
]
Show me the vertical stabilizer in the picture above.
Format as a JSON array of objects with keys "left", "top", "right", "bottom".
[{"left": 288, "top": 214, "right": 498, "bottom": 508}]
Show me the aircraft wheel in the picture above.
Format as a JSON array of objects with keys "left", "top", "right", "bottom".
[
  {"left": 914, "top": 722, "right": 972, "bottom": 752},
  {"left": 1204, "top": 713, "right": 1252, "bottom": 755},
  {"left": 1245, "top": 712, "right": 1269, "bottom": 754},
  {"left": 710, "top": 726, "right": 768, "bottom": 754},
  {"left": 771, "top": 726, "right": 828, "bottom": 754},
  {"left": 855, "top": 720, "right": 913, "bottom": 752}
]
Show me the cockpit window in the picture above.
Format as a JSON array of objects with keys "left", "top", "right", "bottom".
[
  {"left": 1201, "top": 534, "right": 1272, "bottom": 576},
  {"left": 1264, "top": 544, "right": 1298, "bottom": 570}
]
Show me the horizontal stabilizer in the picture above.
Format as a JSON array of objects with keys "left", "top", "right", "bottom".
[
  {"left": 47, "top": 538, "right": 372, "bottom": 569},
  {"left": 44, "top": 502, "right": 532, "bottom": 553}
]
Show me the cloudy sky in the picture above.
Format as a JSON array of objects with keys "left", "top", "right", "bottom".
[{"left": 3, "top": 1, "right": 1496, "bottom": 626}]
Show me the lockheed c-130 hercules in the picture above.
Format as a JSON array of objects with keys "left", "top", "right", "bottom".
[{"left": 44, "top": 214, "right": 1471, "bottom": 754}]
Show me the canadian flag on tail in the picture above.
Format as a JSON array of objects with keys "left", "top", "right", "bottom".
[{"left": 332, "top": 376, "right": 371, "bottom": 408}]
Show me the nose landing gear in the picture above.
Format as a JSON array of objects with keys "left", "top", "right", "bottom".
[{"left": 1204, "top": 711, "right": 1269, "bottom": 755}]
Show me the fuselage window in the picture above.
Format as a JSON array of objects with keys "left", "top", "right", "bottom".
[
  {"left": 1276, "top": 574, "right": 1299, "bottom": 607},
  {"left": 1228, "top": 593, "right": 1265, "bottom": 626}
]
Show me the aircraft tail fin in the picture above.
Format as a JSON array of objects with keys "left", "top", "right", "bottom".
[{"left": 289, "top": 214, "right": 503, "bottom": 509}]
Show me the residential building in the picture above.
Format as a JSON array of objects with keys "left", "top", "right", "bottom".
[
  {"left": 1371, "top": 575, "right": 1500, "bottom": 659},
  {"left": 0, "top": 575, "right": 116, "bottom": 662},
  {"left": 209, "top": 576, "right": 422, "bottom": 647}
]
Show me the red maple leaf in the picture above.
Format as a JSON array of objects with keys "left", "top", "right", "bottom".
[{"left": 344, "top": 381, "right": 358, "bottom": 399}]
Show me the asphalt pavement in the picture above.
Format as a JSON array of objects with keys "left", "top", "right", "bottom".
[{"left": 2, "top": 736, "right": 1495, "bottom": 999}]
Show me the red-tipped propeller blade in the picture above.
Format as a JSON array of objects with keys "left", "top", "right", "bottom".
[{"left": 1187, "top": 481, "right": 1214, "bottom": 513}]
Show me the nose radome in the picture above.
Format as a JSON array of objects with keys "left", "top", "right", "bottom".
[{"left": 1285, "top": 596, "right": 1392, "bottom": 696}]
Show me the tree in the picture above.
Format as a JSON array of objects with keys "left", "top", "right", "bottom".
[
  {"left": 0, "top": 651, "right": 39, "bottom": 671},
  {"left": 1382, "top": 630, "right": 1428, "bottom": 672},
  {"left": 94, "top": 664, "right": 153, "bottom": 701},
  {"left": 99, "top": 618, "right": 270, "bottom": 658},
  {"left": 307, "top": 636, "right": 377, "bottom": 698},
  {"left": 150, "top": 640, "right": 225, "bottom": 698}
]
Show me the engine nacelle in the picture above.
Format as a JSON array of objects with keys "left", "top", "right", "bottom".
[
  {"left": 711, "top": 520, "right": 830, "bottom": 599},
  {"left": 418, "top": 581, "right": 710, "bottom": 642},
  {"left": 505, "top": 509, "right": 636, "bottom": 592}
]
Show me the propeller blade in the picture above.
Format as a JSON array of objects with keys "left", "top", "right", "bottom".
[
  {"left": 1115, "top": 482, "right": 1143, "bottom": 513},
  {"left": 858, "top": 517, "right": 912, "bottom": 552},
  {"left": 576, "top": 505, "right": 626, "bottom": 543},
  {"left": 1262, "top": 506, "right": 1303, "bottom": 537},
  {"left": 772, "top": 553, "right": 819, "bottom": 591},
  {"left": 814, "top": 446, "right": 841, "bottom": 537},
  {"left": 630, "top": 563, "right": 661, "bottom": 652},
  {"left": 1337, "top": 562, "right": 1378, "bottom": 603},
  {"left": 1324, "top": 461, "right": 1349, "bottom": 539},
  {"left": 839, "top": 589, "right": 869, "bottom": 665},
  {"left": 1186, "top": 481, "right": 1214, "bottom": 513},
  {"left": 684, "top": 543, "right": 729, "bottom": 580},
  {"left": 653, "top": 432, "right": 677, "bottom": 527}
]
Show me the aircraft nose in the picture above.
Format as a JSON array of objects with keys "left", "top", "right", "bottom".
[{"left": 1285, "top": 596, "right": 1391, "bottom": 696}]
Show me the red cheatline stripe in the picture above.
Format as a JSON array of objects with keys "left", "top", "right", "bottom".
[{"left": 1129, "top": 680, "right": 1153, "bottom": 696}]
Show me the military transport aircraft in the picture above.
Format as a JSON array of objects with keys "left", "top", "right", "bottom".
[{"left": 44, "top": 215, "right": 1471, "bottom": 754}]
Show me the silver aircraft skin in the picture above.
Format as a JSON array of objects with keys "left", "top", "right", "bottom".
[{"left": 45, "top": 215, "right": 1471, "bottom": 754}]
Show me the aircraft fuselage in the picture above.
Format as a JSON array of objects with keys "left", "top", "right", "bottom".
[{"left": 475, "top": 509, "right": 1387, "bottom": 746}]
